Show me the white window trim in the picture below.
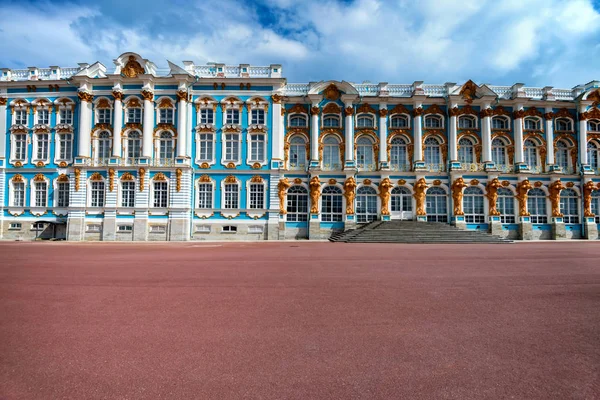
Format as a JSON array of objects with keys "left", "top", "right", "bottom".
[
  {"left": 12, "top": 104, "right": 30, "bottom": 126},
  {"left": 123, "top": 129, "right": 142, "bottom": 163},
  {"left": 221, "top": 130, "right": 242, "bottom": 166},
  {"left": 221, "top": 178, "right": 241, "bottom": 215},
  {"left": 389, "top": 113, "right": 411, "bottom": 129},
  {"left": 195, "top": 130, "right": 216, "bottom": 166},
  {"left": 54, "top": 131, "right": 74, "bottom": 163},
  {"left": 246, "top": 180, "right": 267, "bottom": 211},
  {"left": 119, "top": 178, "right": 137, "bottom": 209},
  {"left": 196, "top": 179, "right": 215, "bottom": 211},
  {"left": 10, "top": 131, "right": 29, "bottom": 164},
  {"left": 155, "top": 97, "right": 176, "bottom": 125},
  {"left": 123, "top": 96, "right": 143, "bottom": 124},
  {"left": 9, "top": 178, "right": 27, "bottom": 208},
  {"left": 424, "top": 114, "right": 445, "bottom": 129},
  {"left": 492, "top": 116, "right": 510, "bottom": 130},
  {"left": 322, "top": 114, "right": 341, "bottom": 128},
  {"left": 154, "top": 130, "right": 176, "bottom": 164},
  {"left": 30, "top": 177, "right": 50, "bottom": 210},
  {"left": 554, "top": 117, "right": 574, "bottom": 132},
  {"left": 288, "top": 113, "right": 308, "bottom": 128},
  {"left": 523, "top": 117, "right": 542, "bottom": 131},
  {"left": 33, "top": 104, "right": 51, "bottom": 126},
  {"left": 150, "top": 178, "right": 170, "bottom": 209},
  {"left": 54, "top": 178, "right": 70, "bottom": 208},
  {"left": 458, "top": 115, "right": 478, "bottom": 129},
  {"left": 355, "top": 113, "right": 377, "bottom": 129},
  {"left": 87, "top": 177, "right": 107, "bottom": 209},
  {"left": 246, "top": 98, "right": 269, "bottom": 126},
  {"left": 54, "top": 99, "right": 75, "bottom": 126},
  {"left": 246, "top": 130, "right": 268, "bottom": 166},
  {"left": 31, "top": 130, "right": 51, "bottom": 164}
]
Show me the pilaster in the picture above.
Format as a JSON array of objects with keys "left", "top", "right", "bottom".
[
  {"left": 344, "top": 100, "right": 355, "bottom": 169},
  {"left": 112, "top": 87, "right": 123, "bottom": 158},
  {"left": 271, "top": 95, "right": 285, "bottom": 169},
  {"left": 378, "top": 105, "right": 389, "bottom": 169},
  {"left": 513, "top": 104, "right": 526, "bottom": 171}
]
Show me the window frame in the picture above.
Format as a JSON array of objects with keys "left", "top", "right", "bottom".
[
  {"left": 424, "top": 115, "right": 443, "bottom": 129},
  {"left": 286, "top": 185, "right": 309, "bottom": 222},
  {"left": 152, "top": 179, "right": 169, "bottom": 208},
  {"left": 321, "top": 185, "right": 343, "bottom": 222},
  {"left": 463, "top": 186, "right": 485, "bottom": 223},
  {"left": 120, "top": 179, "right": 136, "bottom": 208}
]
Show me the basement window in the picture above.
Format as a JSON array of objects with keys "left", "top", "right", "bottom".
[{"left": 221, "top": 226, "right": 237, "bottom": 233}]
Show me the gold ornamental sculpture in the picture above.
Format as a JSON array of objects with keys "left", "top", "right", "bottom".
[
  {"left": 548, "top": 180, "right": 566, "bottom": 217},
  {"left": 138, "top": 168, "right": 146, "bottom": 191},
  {"left": 343, "top": 177, "right": 357, "bottom": 215},
  {"left": 309, "top": 176, "right": 321, "bottom": 214},
  {"left": 378, "top": 178, "right": 393, "bottom": 215},
  {"left": 122, "top": 56, "right": 145, "bottom": 78},
  {"left": 515, "top": 180, "right": 533, "bottom": 216},
  {"left": 175, "top": 168, "right": 182, "bottom": 192},
  {"left": 108, "top": 168, "right": 115, "bottom": 192},
  {"left": 451, "top": 177, "right": 468, "bottom": 216},
  {"left": 485, "top": 178, "right": 503, "bottom": 216},
  {"left": 74, "top": 168, "right": 81, "bottom": 191},
  {"left": 583, "top": 181, "right": 596, "bottom": 217},
  {"left": 413, "top": 178, "right": 428, "bottom": 216},
  {"left": 277, "top": 178, "right": 292, "bottom": 214}
]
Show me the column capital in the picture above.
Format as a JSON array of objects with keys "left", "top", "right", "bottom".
[{"left": 77, "top": 91, "right": 93, "bottom": 103}]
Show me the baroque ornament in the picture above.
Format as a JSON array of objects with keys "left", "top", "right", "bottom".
[
  {"left": 583, "top": 181, "right": 596, "bottom": 217},
  {"left": 138, "top": 168, "right": 146, "bottom": 191},
  {"left": 548, "top": 180, "right": 566, "bottom": 217},
  {"left": 122, "top": 56, "right": 145, "bottom": 78},
  {"left": 460, "top": 80, "right": 478, "bottom": 104},
  {"left": 176, "top": 168, "right": 182, "bottom": 192},
  {"left": 413, "top": 178, "right": 428, "bottom": 216},
  {"left": 379, "top": 178, "right": 393, "bottom": 215},
  {"left": 486, "top": 178, "right": 503, "bottom": 216},
  {"left": 309, "top": 176, "right": 321, "bottom": 214},
  {"left": 74, "top": 168, "right": 81, "bottom": 191},
  {"left": 343, "top": 177, "right": 357, "bottom": 215},
  {"left": 324, "top": 84, "right": 341, "bottom": 101},
  {"left": 77, "top": 91, "right": 94, "bottom": 103},
  {"left": 451, "top": 178, "right": 468, "bottom": 216},
  {"left": 141, "top": 90, "right": 154, "bottom": 102},
  {"left": 277, "top": 178, "right": 292, "bottom": 214},
  {"left": 108, "top": 168, "right": 115, "bottom": 192}
]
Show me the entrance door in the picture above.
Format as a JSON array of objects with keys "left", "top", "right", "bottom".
[
  {"left": 391, "top": 186, "right": 413, "bottom": 220},
  {"left": 356, "top": 186, "right": 378, "bottom": 223}
]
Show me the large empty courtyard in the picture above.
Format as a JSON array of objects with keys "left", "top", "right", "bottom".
[{"left": 1, "top": 241, "right": 599, "bottom": 399}]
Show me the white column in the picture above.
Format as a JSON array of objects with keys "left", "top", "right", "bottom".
[
  {"left": 0, "top": 98, "right": 7, "bottom": 160},
  {"left": 271, "top": 97, "right": 284, "bottom": 162},
  {"left": 579, "top": 105, "right": 588, "bottom": 166},
  {"left": 112, "top": 93, "right": 123, "bottom": 158},
  {"left": 545, "top": 107, "right": 554, "bottom": 167},
  {"left": 344, "top": 103, "right": 354, "bottom": 166},
  {"left": 413, "top": 106, "right": 423, "bottom": 162},
  {"left": 310, "top": 104, "right": 319, "bottom": 164},
  {"left": 77, "top": 92, "right": 93, "bottom": 158},
  {"left": 481, "top": 106, "right": 492, "bottom": 163},
  {"left": 142, "top": 92, "right": 154, "bottom": 158},
  {"left": 176, "top": 93, "right": 187, "bottom": 158},
  {"left": 449, "top": 107, "right": 458, "bottom": 162},
  {"left": 379, "top": 107, "right": 388, "bottom": 166},
  {"left": 514, "top": 105, "right": 524, "bottom": 164}
]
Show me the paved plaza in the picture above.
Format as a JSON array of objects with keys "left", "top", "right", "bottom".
[{"left": 1, "top": 241, "right": 599, "bottom": 399}]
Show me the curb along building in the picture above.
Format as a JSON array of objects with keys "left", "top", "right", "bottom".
[{"left": 1, "top": 52, "right": 599, "bottom": 241}]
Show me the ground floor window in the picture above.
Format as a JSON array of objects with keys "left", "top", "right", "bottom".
[
  {"left": 322, "top": 186, "right": 343, "bottom": 222},
  {"left": 560, "top": 189, "right": 578, "bottom": 224},
  {"left": 287, "top": 186, "right": 308, "bottom": 222},
  {"left": 426, "top": 187, "right": 447, "bottom": 222},
  {"left": 356, "top": 186, "right": 377, "bottom": 223},
  {"left": 463, "top": 187, "right": 485, "bottom": 223},
  {"left": 497, "top": 188, "right": 515, "bottom": 223},
  {"left": 391, "top": 186, "right": 412, "bottom": 213},
  {"left": 527, "top": 188, "right": 547, "bottom": 224}
]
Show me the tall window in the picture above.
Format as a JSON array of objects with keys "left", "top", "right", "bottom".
[
  {"left": 323, "top": 115, "right": 339, "bottom": 127},
  {"left": 492, "top": 116, "right": 508, "bottom": 130},
  {"left": 555, "top": 140, "right": 569, "bottom": 170},
  {"left": 37, "top": 109, "right": 50, "bottom": 125},
  {"left": 322, "top": 136, "right": 341, "bottom": 170},
  {"left": 12, "top": 181, "right": 25, "bottom": 207},
  {"left": 249, "top": 133, "right": 265, "bottom": 162},
  {"left": 98, "top": 132, "right": 111, "bottom": 161},
  {"left": 14, "top": 134, "right": 27, "bottom": 160},
  {"left": 356, "top": 186, "right": 378, "bottom": 223},
  {"left": 591, "top": 190, "right": 600, "bottom": 224},
  {"left": 524, "top": 117, "right": 540, "bottom": 130},
  {"left": 90, "top": 181, "right": 105, "bottom": 207},
  {"left": 587, "top": 141, "right": 599, "bottom": 169},
  {"left": 555, "top": 118, "right": 572, "bottom": 131},
  {"left": 33, "top": 182, "right": 47, "bottom": 207},
  {"left": 458, "top": 115, "right": 476, "bottom": 129},
  {"left": 458, "top": 138, "right": 475, "bottom": 164},
  {"left": 491, "top": 138, "right": 507, "bottom": 167},
  {"left": 158, "top": 132, "right": 174, "bottom": 162},
  {"left": 357, "top": 115, "right": 374, "bottom": 128},
  {"left": 225, "top": 109, "right": 240, "bottom": 124},
  {"left": 97, "top": 108, "right": 112, "bottom": 124},
  {"left": 58, "top": 133, "right": 73, "bottom": 160},
  {"left": 356, "top": 137, "right": 374, "bottom": 170},
  {"left": 198, "top": 133, "right": 213, "bottom": 162},
  {"left": 251, "top": 109, "right": 265, "bottom": 125},
  {"left": 524, "top": 139, "right": 539, "bottom": 168},
  {"left": 224, "top": 133, "right": 240, "bottom": 162},
  {"left": 424, "top": 115, "right": 442, "bottom": 129},
  {"left": 60, "top": 109, "right": 73, "bottom": 125},
  {"left": 463, "top": 187, "right": 485, "bottom": 223},
  {"left": 321, "top": 186, "right": 343, "bottom": 222},
  {"left": 127, "top": 107, "right": 142, "bottom": 123},
  {"left": 224, "top": 183, "right": 239, "bottom": 209},
  {"left": 56, "top": 181, "right": 69, "bottom": 207},
  {"left": 587, "top": 119, "right": 600, "bottom": 132},
  {"left": 200, "top": 109, "right": 214, "bottom": 124},
  {"left": 36, "top": 133, "right": 49, "bottom": 160},
  {"left": 15, "top": 109, "right": 28, "bottom": 125},
  {"left": 390, "top": 115, "right": 408, "bottom": 128},
  {"left": 159, "top": 108, "right": 174, "bottom": 124},
  {"left": 289, "top": 136, "right": 307, "bottom": 170},
  {"left": 287, "top": 186, "right": 308, "bottom": 222},
  {"left": 497, "top": 188, "right": 515, "bottom": 223},
  {"left": 249, "top": 183, "right": 265, "bottom": 209},
  {"left": 197, "top": 183, "right": 213, "bottom": 209},
  {"left": 127, "top": 131, "right": 142, "bottom": 161},
  {"left": 290, "top": 115, "right": 307, "bottom": 127},
  {"left": 391, "top": 186, "right": 412, "bottom": 213},
  {"left": 390, "top": 137, "right": 409, "bottom": 171},
  {"left": 153, "top": 181, "right": 168, "bottom": 208},
  {"left": 527, "top": 188, "right": 547, "bottom": 224},
  {"left": 121, "top": 181, "right": 136, "bottom": 208},
  {"left": 424, "top": 137, "right": 441, "bottom": 165},
  {"left": 560, "top": 189, "right": 578, "bottom": 224}
]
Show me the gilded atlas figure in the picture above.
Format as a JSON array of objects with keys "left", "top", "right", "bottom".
[
  {"left": 277, "top": 178, "right": 292, "bottom": 214},
  {"left": 343, "top": 177, "right": 357, "bottom": 215},
  {"left": 515, "top": 180, "right": 533, "bottom": 216},
  {"left": 485, "top": 178, "right": 503, "bottom": 216},
  {"left": 583, "top": 181, "right": 596, "bottom": 217},
  {"left": 309, "top": 176, "right": 321, "bottom": 214},
  {"left": 548, "top": 180, "right": 566, "bottom": 217},
  {"left": 451, "top": 177, "right": 468, "bottom": 215},
  {"left": 378, "top": 178, "right": 394, "bottom": 215},
  {"left": 413, "top": 178, "right": 428, "bottom": 216}
]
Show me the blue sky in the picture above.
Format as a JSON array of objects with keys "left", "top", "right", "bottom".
[{"left": 1, "top": 0, "right": 599, "bottom": 88}]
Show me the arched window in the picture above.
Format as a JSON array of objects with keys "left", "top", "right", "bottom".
[
  {"left": 289, "top": 136, "right": 307, "bottom": 170},
  {"left": 287, "top": 186, "right": 308, "bottom": 222},
  {"left": 58, "top": 133, "right": 73, "bottom": 161},
  {"left": 555, "top": 118, "right": 572, "bottom": 132},
  {"left": 197, "top": 181, "right": 213, "bottom": 209},
  {"left": 524, "top": 139, "right": 539, "bottom": 169},
  {"left": 121, "top": 180, "right": 136, "bottom": 208},
  {"left": 586, "top": 119, "right": 600, "bottom": 132},
  {"left": 126, "top": 131, "right": 142, "bottom": 163},
  {"left": 323, "top": 115, "right": 340, "bottom": 127},
  {"left": 426, "top": 187, "right": 447, "bottom": 222},
  {"left": 390, "top": 137, "right": 409, "bottom": 171},
  {"left": 390, "top": 115, "right": 409, "bottom": 128},
  {"left": 588, "top": 140, "right": 600, "bottom": 169},
  {"left": 223, "top": 181, "right": 239, "bottom": 209},
  {"left": 56, "top": 179, "right": 69, "bottom": 208},
  {"left": 560, "top": 188, "right": 579, "bottom": 224},
  {"left": 424, "top": 115, "right": 442, "bottom": 129},
  {"left": 322, "top": 136, "right": 341, "bottom": 170},
  {"left": 591, "top": 190, "right": 600, "bottom": 224},
  {"left": 424, "top": 137, "right": 441, "bottom": 165},
  {"left": 492, "top": 116, "right": 509, "bottom": 130},
  {"left": 197, "top": 133, "right": 214, "bottom": 162},
  {"left": 463, "top": 186, "right": 485, "bottom": 223},
  {"left": 97, "top": 132, "right": 111, "bottom": 162},
  {"left": 290, "top": 115, "right": 307, "bottom": 127},
  {"left": 491, "top": 138, "right": 507, "bottom": 167},
  {"left": 458, "top": 115, "right": 476, "bottom": 129},
  {"left": 322, "top": 186, "right": 343, "bottom": 222},
  {"left": 527, "top": 188, "right": 547, "bottom": 224},
  {"left": 249, "top": 133, "right": 266, "bottom": 162},
  {"left": 555, "top": 140, "right": 570, "bottom": 170},
  {"left": 524, "top": 117, "right": 540, "bottom": 130},
  {"left": 153, "top": 180, "right": 168, "bottom": 208},
  {"left": 158, "top": 131, "right": 174, "bottom": 163},
  {"left": 391, "top": 186, "right": 412, "bottom": 214},
  {"left": 458, "top": 137, "right": 475, "bottom": 164},
  {"left": 357, "top": 114, "right": 374, "bottom": 128},
  {"left": 356, "top": 136, "right": 374, "bottom": 170},
  {"left": 356, "top": 186, "right": 378, "bottom": 223},
  {"left": 13, "top": 133, "right": 27, "bottom": 161},
  {"left": 497, "top": 188, "right": 515, "bottom": 223}
]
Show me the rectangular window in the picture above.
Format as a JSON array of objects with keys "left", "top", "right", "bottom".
[
  {"left": 59, "top": 134, "right": 73, "bottom": 160},
  {"left": 31, "top": 222, "right": 45, "bottom": 230},
  {"left": 57, "top": 182, "right": 69, "bottom": 207},
  {"left": 159, "top": 109, "right": 174, "bottom": 124},
  {"left": 37, "top": 109, "right": 49, "bottom": 125},
  {"left": 248, "top": 226, "right": 263, "bottom": 234},
  {"left": 224, "top": 184, "right": 239, "bottom": 209},
  {"left": 198, "top": 134, "right": 213, "bottom": 161},
  {"left": 249, "top": 184, "right": 265, "bottom": 209},
  {"left": 198, "top": 183, "right": 213, "bottom": 209},
  {"left": 150, "top": 225, "right": 166, "bottom": 233},
  {"left": 97, "top": 109, "right": 112, "bottom": 124},
  {"left": 200, "top": 109, "right": 214, "bottom": 124},
  {"left": 195, "top": 225, "right": 211, "bottom": 233},
  {"left": 121, "top": 181, "right": 136, "bottom": 207},
  {"left": 118, "top": 225, "right": 133, "bottom": 232},
  {"left": 35, "top": 182, "right": 47, "bottom": 207},
  {"left": 9, "top": 223, "right": 22, "bottom": 230},
  {"left": 250, "top": 134, "right": 265, "bottom": 162},
  {"left": 222, "top": 226, "right": 237, "bottom": 233},
  {"left": 36, "top": 134, "right": 49, "bottom": 160},
  {"left": 153, "top": 181, "right": 168, "bottom": 208},
  {"left": 60, "top": 109, "right": 73, "bottom": 125},
  {"left": 12, "top": 182, "right": 25, "bottom": 207},
  {"left": 15, "top": 109, "right": 28, "bottom": 125},
  {"left": 91, "top": 181, "right": 105, "bottom": 207},
  {"left": 225, "top": 109, "right": 240, "bottom": 125},
  {"left": 14, "top": 134, "right": 27, "bottom": 160},
  {"left": 86, "top": 224, "right": 102, "bottom": 232},
  {"left": 128, "top": 108, "right": 142, "bottom": 123},
  {"left": 251, "top": 109, "right": 265, "bottom": 125},
  {"left": 224, "top": 134, "right": 239, "bottom": 162}
]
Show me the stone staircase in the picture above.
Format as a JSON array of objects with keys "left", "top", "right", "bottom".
[{"left": 329, "top": 221, "right": 512, "bottom": 244}]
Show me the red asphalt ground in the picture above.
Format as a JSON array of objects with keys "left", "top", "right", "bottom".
[{"left": 1, "top": 242, "right": 599, "bottom": 400}]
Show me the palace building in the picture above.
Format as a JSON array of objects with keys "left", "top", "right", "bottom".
[{"left": 1, "top": 52, "right": 599, "bottom": 241}]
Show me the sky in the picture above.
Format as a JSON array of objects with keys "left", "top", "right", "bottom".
[{"left": 1, "top": 0, "right": 599, "bottom": 88}]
